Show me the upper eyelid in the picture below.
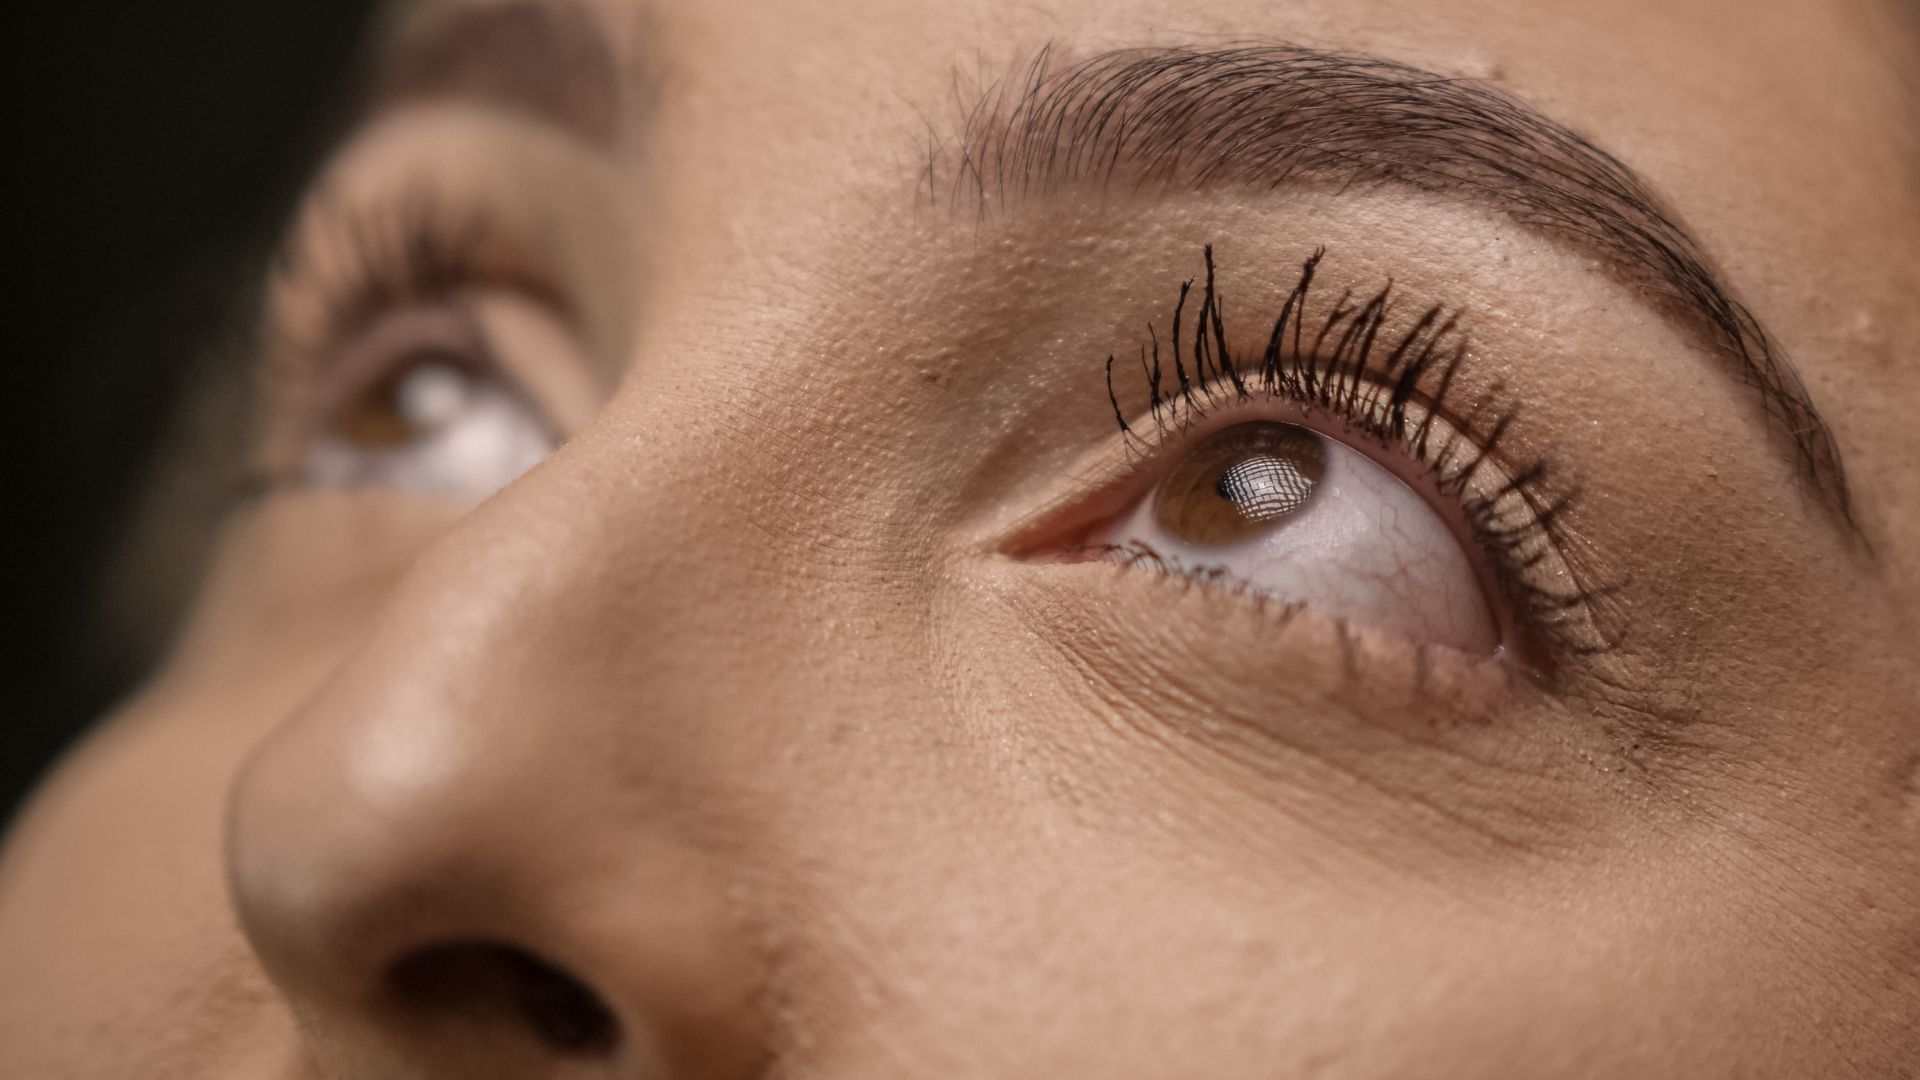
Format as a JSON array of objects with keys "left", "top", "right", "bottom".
[
  {"left": 1103, "top": 248, "right": 1488, "bottom": 474},
  {"left": 262, "top": 105, "right": 637, "bottom": 383},
  {"left": 1000, "top": 254, "right": 1469, "bottom": 552},
  {"left": 268, "top": 192, "right": 566, "bottom": 362},
  {"left": 1003, "top": 373, "right": 1480, "bottom": 564}
]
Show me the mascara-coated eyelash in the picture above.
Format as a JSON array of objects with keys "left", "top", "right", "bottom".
[{"left": 1101, "top": 245, "right": 1614, "bottom": 659}]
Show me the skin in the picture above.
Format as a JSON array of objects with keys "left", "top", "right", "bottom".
[{"left": 3, "top": 0, "right": 1918, "bottom": 1076}]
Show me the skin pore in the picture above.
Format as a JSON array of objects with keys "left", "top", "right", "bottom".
[{"left": 2, "top": 0, "right": 1918, "bottom": 1075}]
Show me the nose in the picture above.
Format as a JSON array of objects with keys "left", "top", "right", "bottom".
[{"left": 225, "top": 488, "right": 768, "bottom": 1079}]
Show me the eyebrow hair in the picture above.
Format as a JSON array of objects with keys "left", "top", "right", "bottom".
[
  {"left": 937, "top": 45, "right": 1854, "bottom": 528},
  {"left": 369, "top": 0, "right": 639, "bottom": 146}
]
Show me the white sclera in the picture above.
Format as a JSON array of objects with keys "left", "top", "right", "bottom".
[
  {"left": 306, "top": 363, "right": 553, "bottom": 496},
  {"left": 1098, "top": 431, "right": 1499, "bottom": 653}
]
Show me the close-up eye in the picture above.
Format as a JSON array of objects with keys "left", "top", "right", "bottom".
[
  {"left": 1087, "top": 417, "right": 1500, "bottom": 654},
  {"left": 304, "top": 303, "right": 556, "bottom": 495},
  {"left": 1032, "top": 247, "right": 1590, "bottom": 665},
  {"left": 266, "top": 181, "right": 611, "bottom": 500}
]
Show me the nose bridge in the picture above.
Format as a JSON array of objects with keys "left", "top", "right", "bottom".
[{"left": 225, "top": 440, "right": 774, "bottom": 1075}]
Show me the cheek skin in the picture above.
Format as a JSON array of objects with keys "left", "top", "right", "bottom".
[
  {"left": 0, "top": 492, "right": 463, "bottom": 1080},
  {"left": 910, "top": 552, "right": 1914, "bottom": 1077}
]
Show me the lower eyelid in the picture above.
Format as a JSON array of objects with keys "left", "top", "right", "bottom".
[{"left": 976, "top": 552, "right": 1527, "bottom": 721}]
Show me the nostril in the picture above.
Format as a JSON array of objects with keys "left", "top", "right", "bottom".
[{"left": 387, "top": 942, "right": 621, "bottom": 1056}]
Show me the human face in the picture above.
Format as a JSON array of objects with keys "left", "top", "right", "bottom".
[{"left": 3, "top": 0, "right": 1918, "bottom": 1076}]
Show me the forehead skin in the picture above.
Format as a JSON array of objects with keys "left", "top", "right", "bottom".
[{"left": 1, "top": 0, "right": 1917, "bottom": 1078}]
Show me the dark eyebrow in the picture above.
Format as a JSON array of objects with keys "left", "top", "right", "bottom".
[
  {"left": 369, "top": 0, "right": 641, "bottom": 147},
  {"left": 938, "top": 45, "right": 1854, "bottom": 528}
]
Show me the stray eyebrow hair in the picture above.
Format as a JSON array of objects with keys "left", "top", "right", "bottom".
[
  {"left": 934, "top": 45, "right": 1854, "bottom": 528},
  {"left": 370, "top": 0, "right": 649, "bottom": 147}
]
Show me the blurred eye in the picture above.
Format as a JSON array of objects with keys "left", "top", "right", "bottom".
[
  {"left": 1089, "top": 419, "right": 1500, "bottom": 653},
  {"left": 303, "top": 303, "right": 556, "bottom": 495}
]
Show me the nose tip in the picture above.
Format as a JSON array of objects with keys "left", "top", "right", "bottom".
[
  {"left": 223, "top": 490, "right": 777, "bottom": 1076},
  {"left": 225, "top": 676, "right": 633, "bottom": 1072},
  {"left": 224, "top": 613, "right": 775, "bottom": 1079}
]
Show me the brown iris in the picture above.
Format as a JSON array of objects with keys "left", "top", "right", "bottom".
[
  {"left": 334, "top": 355, "right": 477, "bottom": 450},
  {"left": 1152, "top": 422, "right": 1326, "bottom": 545},
  {"left": 335, "top": 363, "right": 427, "bottom": 450}
]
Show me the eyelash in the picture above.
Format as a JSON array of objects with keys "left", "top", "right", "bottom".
[
  {"left": 271, "top": 192, "right": 530, "bottom": 361},
  {"left": 1101, "top": 245, "right": 1613, "bottom": 659}
]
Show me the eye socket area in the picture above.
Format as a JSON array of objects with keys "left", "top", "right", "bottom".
[
  {"left": 261, "top": 113, "right": 632, "bottom": 502},
  {"left": 1050, "top": 414, "right": 1507, "bottom": 657}
]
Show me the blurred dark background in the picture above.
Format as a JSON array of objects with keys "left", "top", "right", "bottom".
[{"left": 4, "top": 5, "right": 379, "bottom": 819}]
